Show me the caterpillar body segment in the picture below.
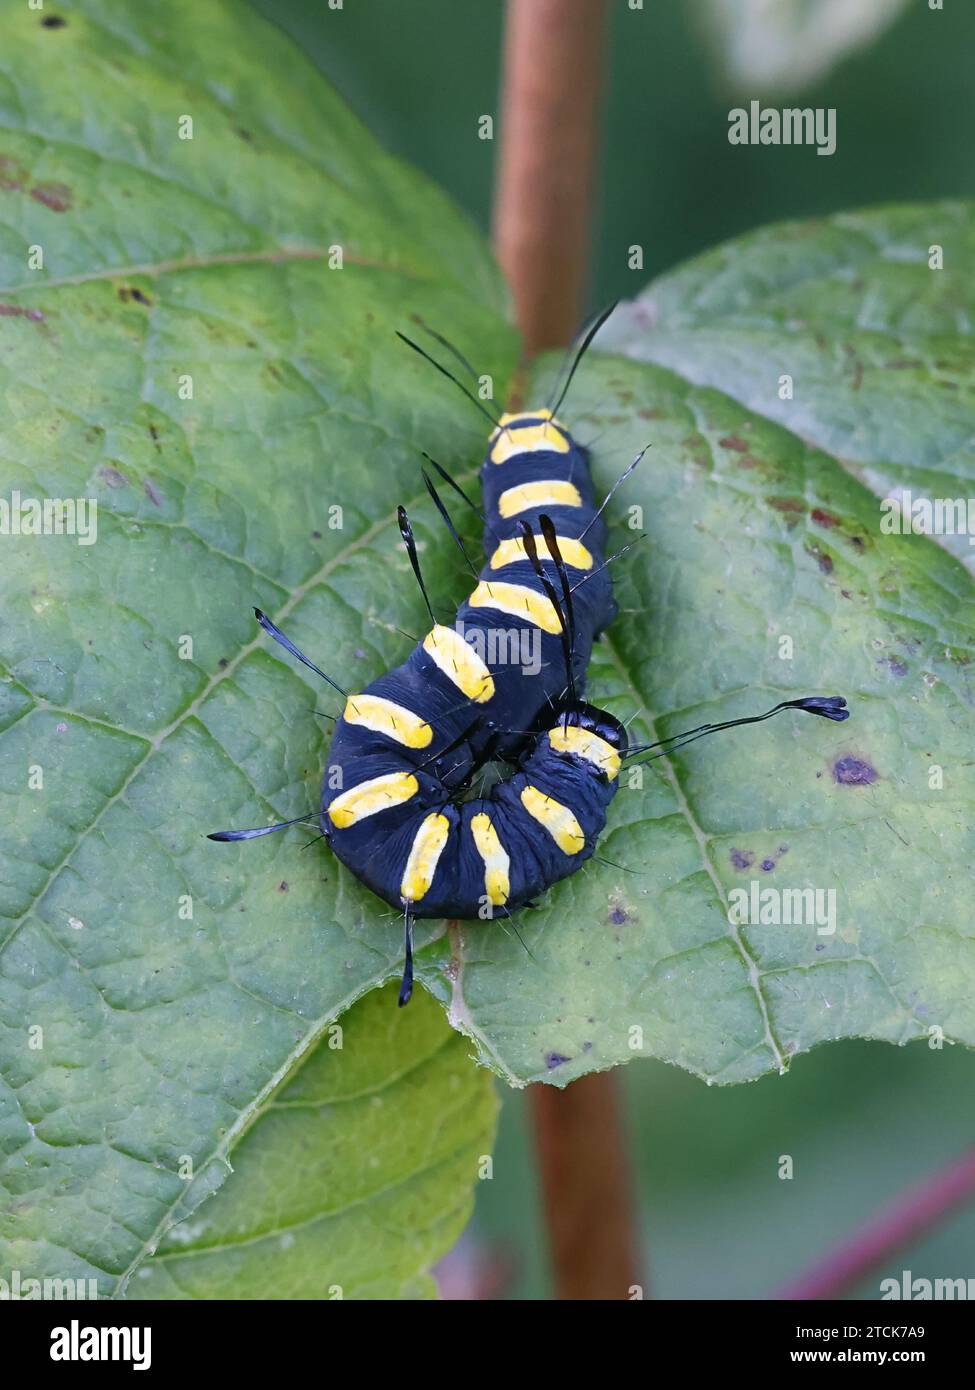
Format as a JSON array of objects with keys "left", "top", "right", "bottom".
[{"left": 322, "top": 706, "right": 626, "bottom": 919}]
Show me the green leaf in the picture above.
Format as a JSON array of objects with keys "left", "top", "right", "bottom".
[
  {"left": 131, "top": 985, "right": 496, "bottom": 1300},
  {"left": 417, "top": 204, "right": 975, "bottom": 1088},
  {"left": 3, "top": 0, "right": 973, "bottom": 1298},
  {"left": 602, "top": 203, "right": 975, "bottom": 570},
  {"left": 0, "top": 0, "right": 509, "bottom": 1298}
]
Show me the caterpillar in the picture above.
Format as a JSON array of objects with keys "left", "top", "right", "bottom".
[{"left": 210, "top": 309, "right": 850, "bottom": 1005}]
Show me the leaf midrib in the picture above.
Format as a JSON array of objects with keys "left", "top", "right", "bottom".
[
  {"left": 0, "top": 245, "right": 434, "bottom": 297},
  {"left": 599, "top": 632, "right": 787, "bottom": 1073}
]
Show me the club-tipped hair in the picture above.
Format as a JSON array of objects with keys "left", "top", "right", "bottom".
[
  {"left": 626, "top": 696, "right": 850, "bottom": 765},
  {"left": 397, "top": 505, "right": 437, "bottom": 627},
  {"left": 208, "top": 813, "right": 319, "bottom": 843}
]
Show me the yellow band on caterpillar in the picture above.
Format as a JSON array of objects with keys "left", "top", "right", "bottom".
[
  {"left": 469, "top": 581, "right": 562, "bottom": 634},
  {"left": 548, "top": 725, "right": 621, "bottom": 781},
  {"left": 498, "top": 479, "right": 583, "bottom": 518},
  {"left": 470, "top": 812, "right": 510, "bottom": 906},
  {"left": 422, "top": 623, "right": 495, "bottom": 703},
  {"left": 490, "top": 408, "right": 560, "bottom": 436},
  {"left": 400, "top": 812, "right": 450, "bottom": 903},
  {"left": 489, "top": 421, "right": 571, "bottom": 465},
  {"left": 489, "top": 535, "right": 593, "bottom": 572},
  {"left": 328, "top": 772, "right": 418, "bottom": 829},
  {"left": 519, "top": 785, "right": 585, "bottom": 855},
  {"left": 342, "top": 694, "right": 432, "bottom": 748}
]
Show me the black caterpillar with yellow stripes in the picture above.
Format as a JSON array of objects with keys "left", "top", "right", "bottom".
[
  {"left": 321, "top": 403, "right": 624, "bottom": 919},
  {"left": 211, "top": 312, "right": 850, "bottom": 1004}
]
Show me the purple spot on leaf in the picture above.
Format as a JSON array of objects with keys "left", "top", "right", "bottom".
[{"left": 833, "top": 755, "right": 878, "bottom": 786}]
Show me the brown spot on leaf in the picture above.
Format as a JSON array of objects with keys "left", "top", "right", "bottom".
[
  {"left": 811, "top": 507, "right": 841, "bottom": 529},
  {"left": 41, "top": 14, "right": 67, "bottom": 26},
  {"left": 768, "top": 496, "right": 806, "bottom": 527},
  {"left": 118, "top": 285, "right": 151, "bottom": 306},
  {"left": 0, "top": 302, "right": 44, "bottom": 321},
  {"left": 719, "top": 433, "right": 748, "bottom": 452},
  {"left": 99, "top": 466, "right": 128, "bottom": 489},
  {"left": 730, "top": 848, "right": 754, "bottom": 870},
  {"left": 805, "top": 543, "right": 833, "bottom": 574},
  {"left": 144, "top": 479, "right": 163, "bottom": 506},
  {"left": 0, "top": 157, "right": 24, "bottom": 191},
  {"left": 29, "top": 181, "right": 72, "bottom": 212}
]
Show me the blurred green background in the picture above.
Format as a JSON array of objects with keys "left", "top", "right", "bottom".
[
  {"left": 253, "top": 0, "right": 974, "bottom": 307},
  {"left": 249, "top": 0, "right": 975, "bottom": 1298}
]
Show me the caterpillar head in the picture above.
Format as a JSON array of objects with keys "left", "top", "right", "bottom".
[
  {"left": 544, "top": 704, "right": 627, "bottom": 785},
  {"left": 551, "top": 703, "right": 628, "bottom": 753}
]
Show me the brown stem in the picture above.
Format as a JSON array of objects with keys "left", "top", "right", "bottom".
[
  {"left": 774, "top": 1144, "right": 975, "bottom": 1301},
  {"left": 492, "top": 0, "right": 639, "bottom": 1301},
  {"left": 529, "top": 1073, "right": 642, "bottom": 1299},
  {"left": 493, "top": 0, "right": 610, "bottom": 353}
]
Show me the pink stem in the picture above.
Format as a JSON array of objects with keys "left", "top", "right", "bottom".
[{"left": 774, "top": 1144, "right": 975, "bottom": 1300}]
